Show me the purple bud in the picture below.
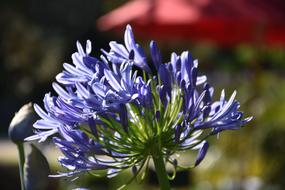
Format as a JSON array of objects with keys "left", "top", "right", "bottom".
[
  {"left": 155, "top": 110, "right": 161, "bottom": 120},
  {"left": 173, "top": 159, "right": 178, "bottom": 167},
  {"left": 175, "top": 124, "right": 182, "bottom": 143},
  {"left": 88, "top": 117, "right": 98, "bottom": 138},
  {"left": 132, "top": 165, "right": 137, "bottom": 175},
  {"left": 119, "top": 104, "right": 128, "bottom": 132},
  {"left": 195, "top": 141, "right": 209, "bottom": 166},
  {"left": 150, "top": 40, "right": 162, "bottom": 70},
  {"left": 191, "top": 67, "right": 198, "bottom": 86}
]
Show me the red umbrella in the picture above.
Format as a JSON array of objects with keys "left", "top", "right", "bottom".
[{"left": 97, "top": 0, "right": 285, "bottom": 46}]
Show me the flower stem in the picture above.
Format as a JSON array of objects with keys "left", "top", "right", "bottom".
[
  {"left": 152, "top": 153, "right": 171, "bottom": 190},
  {"left": 17, "top": 143, "right": 26, "bottom": 190}
]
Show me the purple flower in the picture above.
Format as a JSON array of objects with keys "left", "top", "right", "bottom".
[
  {"left": 51, "top": 127, "right": 110, "bottom": 177},
  {"left": 56, "top": 40, "right": 97, "bottom": 85},
  {"left": 26, "top": 25, "right": 252, "bottom": 185},
  {"left": 102, "top": 25, "right": 151, "bottom": 73}
]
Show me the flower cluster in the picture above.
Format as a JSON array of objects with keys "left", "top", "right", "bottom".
[{"left": 26, "top": 25, "right": 252, "bottom": 184}]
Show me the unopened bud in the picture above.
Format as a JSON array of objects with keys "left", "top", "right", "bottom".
[
  {"left": 8, "top": 103, "right": 38, "bottom": 143},
  {"left": 173, "top": 159, "right": 178, "bottom": 167},
  {"left": 24, "top": 144, "right": 50, "bottom": 190},
  {"left": 132, "top": 165, "right": 137, "bottom": 175}
]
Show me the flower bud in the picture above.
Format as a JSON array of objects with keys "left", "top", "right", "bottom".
[
  {"left": 195, "top": 141, "right": 209, "bottom": 166},
  {"left": 132, "top": 165, "right": 137, "bottom": 175},
  {"left": 173, "top": 159, "right": 178, "bottom": 167},
  {"left": 24, "top": 144, "right": 50, "bottom": 190},
  {"left": 8, "top": 103, "right": 38, "bottom": 143}
]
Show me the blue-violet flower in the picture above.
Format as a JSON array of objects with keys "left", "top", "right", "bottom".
[{"left": 26, "top": 25, "right": 252, "bottom": 187}]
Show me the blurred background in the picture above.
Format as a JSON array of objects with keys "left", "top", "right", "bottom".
[{"left": 1, "top": 0, "right": 285, "bottom": 189}]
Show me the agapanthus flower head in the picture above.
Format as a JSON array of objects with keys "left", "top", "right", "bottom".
[{"left": 26, "top": 25, "right": 252, "bottom": 188}]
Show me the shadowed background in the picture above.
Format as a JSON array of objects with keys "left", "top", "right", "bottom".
[{"left": 1, "top": 0, "right": 285, "bottom": 189}]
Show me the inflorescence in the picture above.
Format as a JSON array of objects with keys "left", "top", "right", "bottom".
[{"left": 26, "top": 25, "right": 252, "bottom": 185}]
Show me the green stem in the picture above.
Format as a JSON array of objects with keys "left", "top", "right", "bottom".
[
  {"left": 17, "top": 143, "right": 25, "bottom": 190},
  {"left": 152, "top": 153, "right": 171, "bottom": 190}
]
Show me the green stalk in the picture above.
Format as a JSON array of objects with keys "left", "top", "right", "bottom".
[
  {"left": 152, "top": 152, "right": 171, "bottom": 190},
  {"left": 17, "top": 143, "right": 26, "bottom": 190}
]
